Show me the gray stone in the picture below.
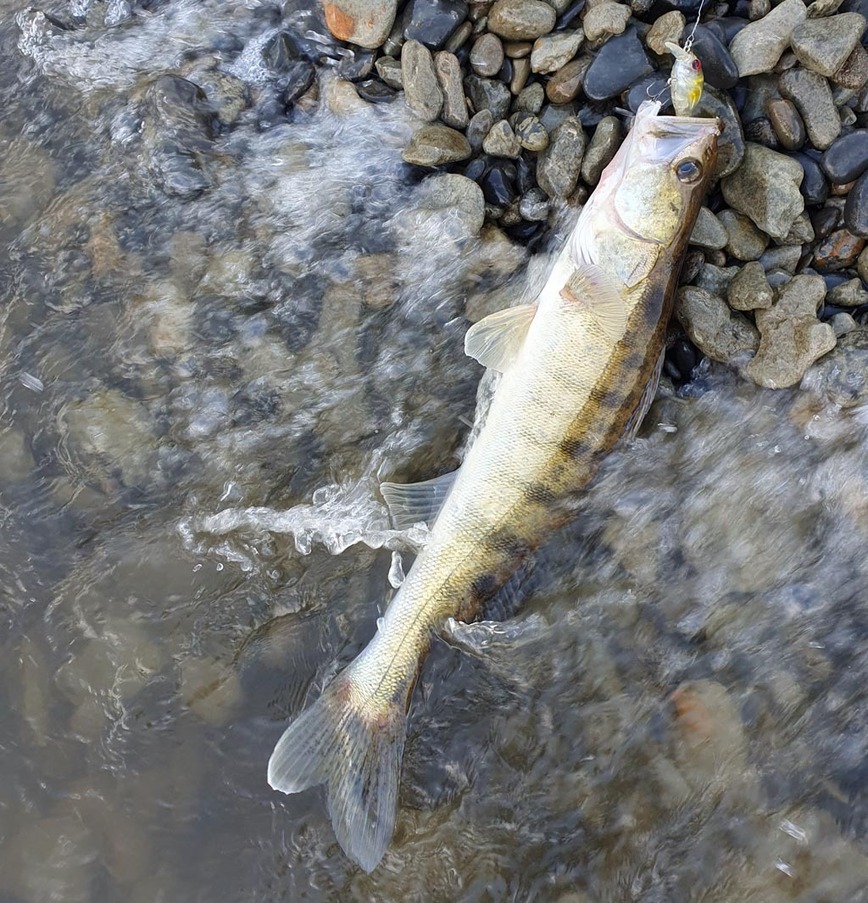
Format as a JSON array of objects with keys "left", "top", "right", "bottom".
[
  {"left": 465, "top": 74, "right": 512, "bottom": 120},
  {"left": 538, "top": 100, "right": 578, "bottom": 132},
  {"left": 402, "top": 40, "right": 443, "bottom": 121},
  {"left": 729, "top": 0, "right": 808, "bottom": 77},
  {"left": 416, "top": 173, "right": 486, "bottom": 234},
  {"left": 722, "top": 143, "right": 805, "bottom": 240},
  {"left": 690, "top": 207, "right": 729, "bottom": 250},
  {"left": 483, "top": 119, "right": 522, "bottom": 156},
  {"left": 807, "top": 0, "right": 846, "bottom": 16},
  {"left": 759, "top": 244, "right": 803, "bottom": 273},
  {"left": 515, "top": 81, "right": 545, "bottom": 112},
  {"left": 727, "top": 260, "right": 775, "bottom": 310},
  {"left": 695, "top": 263, "right": 741, "bottom": 296},
  {"left": 322, "top": 0, "right": 398, "bottom": 48},
  {"left": 434, "top": 51, "right": 468, "bottom": 128},
  {"left": 487, "top": 0, "right": 557, "bottom": 40},
  {"left": 470, "top": 33, "right": 505, "bottom": 77},
  {"left": 645, "top": 10, "right": 686, "bottom": 56},
  {"left": 826, "top": 276, "right": 868, "bottom": 306},
  {"left": 783, "top": 211, "right": 815, "bottom": 244},
  {"left": 536, "top": 116, "right": 586, "bottom": 198},
  {"left": 745, "top": 274, "right": 836, "bottom": 388},
  {"left": 530, "top": 29, "right": 583, "bottom": 73},
  {"left": 802, "top": 329, "right": 868, "bottom": 405},
  {"left": 580, "top": 115, "right": 622, "bottom": 186},
  {"left": 830, "top": 311, "right": 858, "bottom": 335},
  {"left": 676, "top": 286, "right": 761, "bottom": 363},
  {"left": 514, "top": 113, "right": 549, "bottom": 150},
  {"left": 519, "top": 187, "right": 550, "bottom": 220},
  {"left": 403, "top": 124, "right": 472, "bottom": 165},
  {"left": 466, "top": 109, "right": 495, "bottom": 150},
  {"left": 791, "top": 12, "right": 866, "bottom": 77},
  {"left": 375, "top": 55, "right": 404, "bottom": 89},
  {"left": 719, "top": 208, "right": 770, "bottom": 260},
  {"left": 779, "top": 67, "right": 841, "bottom": 150},
  {"left": 583, "top": 1, "right": 631, "bottom": 42}
]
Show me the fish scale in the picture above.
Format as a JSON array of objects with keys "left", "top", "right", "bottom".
[{"left": 267, "top": 100, "right": 720, "bottom": 873}]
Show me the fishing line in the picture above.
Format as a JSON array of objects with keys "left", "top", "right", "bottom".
[{"left": 683, "top": 0, "right": 708, "bottom": 53}]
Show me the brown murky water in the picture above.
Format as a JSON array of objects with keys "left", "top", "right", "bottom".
[{"left": 2, "top": 1, "right": 868, "bottom": 900}]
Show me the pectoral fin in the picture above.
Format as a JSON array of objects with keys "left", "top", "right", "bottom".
[
  {"left": 464, "top": 304, "right": 537, "bottom": 372},
  {"left": 380, "top": 470, "right": 457, "bottom": 530},
  {"left": 559, "top": 263, "right": 628, "bottom": 343}
]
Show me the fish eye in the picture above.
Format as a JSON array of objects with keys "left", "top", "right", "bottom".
[
  {"left": 676, "top": 158, "right": 703, "bottom": 183},
  {"left": 691, "top": 59, "right": 702, "bottom": 71}
]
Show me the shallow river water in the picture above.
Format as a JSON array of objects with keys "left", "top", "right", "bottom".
[{"left": 2, "top": 1, "right": 868, "bottom": 901}]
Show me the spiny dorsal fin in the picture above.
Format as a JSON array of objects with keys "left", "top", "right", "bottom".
[
  {"left": 464, "top": 303, "right": 536, "bottom": 372},
  {"left": 559, "top": 263, "right": 628, "bottom": 343},
  {"left": 380, "top": 470, "right": 457, "bottom": 530}
]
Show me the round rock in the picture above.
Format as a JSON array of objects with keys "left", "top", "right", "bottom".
[
  {"left": 487, "top": 0, "right": 557, "bottom": 40},
  {"left": 515, "top": 113, "right": 549, "bottom": 150},
  {"left": 403, "top": 124, "right": 472, "bottom": 165},
  {"left": 767, "top": 98, "right": 806, "bottom": 150},
  {"left": 470, "top": 33, "right": 505, "bottom": 77},
  {"left": 483, "top": 119, "right": 522, "bottom": 157},
  {"left": 821, "top": 129, "right": 868, "bottom": 183}
]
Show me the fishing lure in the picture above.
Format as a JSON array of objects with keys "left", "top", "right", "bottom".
[{"left": 665, "top": 41, "right": 704, "bottom": 117}]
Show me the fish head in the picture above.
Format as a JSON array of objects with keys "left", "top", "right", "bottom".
[{"left": 574, "top": 101, "right": 720, "bottom": 287}]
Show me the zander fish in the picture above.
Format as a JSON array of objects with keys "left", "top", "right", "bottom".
[{"left": 267, "top": 101, "right": 720, "bottom": 872}]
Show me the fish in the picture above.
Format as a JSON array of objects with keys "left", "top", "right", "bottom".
[
  {"left": 267, "top": 100, "right": 720, "bottom": 872},
  {"left": 666, "top": 40, "right": 705, "bottom": 117}
]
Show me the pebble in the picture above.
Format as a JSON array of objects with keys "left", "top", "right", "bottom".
[
  {"left": 779, "top": 67, "right": 842, "bottom": 150},
  {"left": 504, "top": 40, "right": 534, "bottom": 58},
  {"left": 434, "top": 51, "right": 469, "bottom": 128},
  {"left": 792, "top": 151, "right": 830, "bottom": 205},
  {"left": 480, "top": 163, "right": 517, "bottom": 204},
  {"left": 767, "top": 98, "right": 806, "bottom": 150},
  {"left": 784, "top": 210, "right": 816, "bottom": 243},
  {"left": 722, "top": 143, "right": 805, "bottom": 240},
  {"left": 519, "top": 187, "right": 550, "bottom": 220},
  {"left": 759, "top": 244, "right": 802, "bottom": 273},
  {"left": 833, "top": 43, "right": 868, "bottom": 89},
  {"left": 719, "top": 208, "right": 770, "bottom": 259},
  {"left": 745, "top": 275, "right": 836, "bottom": 388},
  {"left": 580, "top": 116, "right": 622, "bottom": 186},
  {"left": 822, "top": 129, "right": 868, "bottom": 183},
  {"left": 322, "top": 0, "right": 398, "bottom": 48},
  {"left": 583, "top": 27, "right": 654, "bottom": 101},
  {"left": 830, "top": 311, "right": 858, "bottom": 335},
  {"left": 826, "top": 276, "right": 868, "bottom": 305},
  {"left": 515, "top": 112, "right": 549, "bottom": 150},
  {"left": 690, "top": 207, "right": 729, "bottom": 250},
  {"left": 530, "top": 29, "right": 583, "bottom": 73},
  {"left": 403, "top": 0, "right": 469, "bottom": 49},
  {"left": 403, "top": 123, "right": 472, "bottom": 165},
  {"left": 545, "top": 56, "right": 590, "bottom": 104},
  {"left": 729, "top": 0, "right": 808, "bottom": 77},
  {"left": 802, "top": 330, "right": 868, "bottom": 406},
  {"left": 536, "top": 116, "right": 586, "bottom": 198},
  {"left": 510, "top": 57, "right": 531, "bottom": 93},
  {"left": 465, "top": 74, "right": 512, "bottom": 119},
  {"left": 470, "top": 33, "right": 505, "bottom": 76},
  {"left": 694, "top": 86, "right": 746, "bottom": 178},
  {"left": 375, "top": 55, "right": 404, "bottom": 89},
  {"left": 684, "top": 24, "right": 740, "bottom": 90},
  {"left": 487, "top": 0, "right": 557, "bottom": 40},
  {"left": 676, "top": 286, "right": 760, "bottom": 364},
  {"left": 402, "top": 40, "right": 444, "bottom": 120},
  {"left": 645, "top": 11, "right": 685, "bottom": 56},
  {"left": 466, "top": 108, "right": 495, "bottom": 149},
  {"left": 582, "top": 2, "right": 631, "bottom": 42},
  {"left": 790, "top": 12, "right": 866, "bottom": 77},
  {"left": 845, "top": 171, "right": 868, "bottom": 234},
  {"left": 516, "top": 81, "right": 545, "bottom": 112},
  {"left": 483, "top": 119, "right": 522, "bottom": 156},
  {"left": 728, "top": 260, "right": 776, "bottom": 310},
  {"left": 814, "top": 226, "right": 866, "bottom": 265}
]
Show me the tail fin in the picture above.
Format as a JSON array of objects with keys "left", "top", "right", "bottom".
[{"left": 267, "top": 670, "right": 408, "bottom": 873}]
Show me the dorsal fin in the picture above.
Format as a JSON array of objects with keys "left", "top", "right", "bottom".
[
  {"left": 464, "top": 304, "right": 536, "bottom": 372},
  {"left": 380, "top": 470, "right": 457, "bottom": 530},
  {"left": 558, "top": 263, "right": 628, "bottom": 343}
]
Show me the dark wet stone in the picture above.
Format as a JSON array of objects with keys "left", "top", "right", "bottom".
[
  {"left": 705, "top": 16, "right": 750, "bottom": 45},
  {"left": 744, "top": 117, "right": 779, "bottom": 148},
  {"left": 814, "top": 227, "right": 866, "bottom": 268},
  {"left": 845, "top": 170, "right": 868, "bottom": 236},
  {"left": 556, "top": 1, "right": 586, "bottom": 30},
  {"left": 355, "top": 79, "right": 399, "bottom": 103},
  {"left": 822, "top": 130, "right": 868, "bottom": 183},
  {"left": 625, "top": 75, "right": 672, "bottom": 114},
  {"left": 505, "top": 219, "right": 545, "bottom": 248},
  {"left": 683, "top": 24, "right": 740, "bottom": 90},
  {"left": 481, "top": 162, "right": 517, "bottom": 204},
  {"left": 403, "top": 0, "right": 468, "bottom": 49},
  {"left": 263, "top": 30, "right": 323, "bottom": 69},
  {"left": 464, "top": 156, "right": 488, "bottom": 181},
  {"left": 337, "top": 48, "right": 376, "bottom": 81},
  {"left": 583, "top": 27, "right": 653, "bottom": 102},
  {"left": 666, "top": 338, "right": 701, "bottom": 383},
  {"left": 694, "top": 85, "right": 745, "bottom": 179},
  {"left": 767, "top": 98, "right": 806, "bottom": 150},
  {"left": 465, "top": 74, "right": 512, "bottom": 119},
  {"left": 811, "top": 204, "right": 841, "bottom": 239},
  {"left": 792, "top": 152, "right": 830, "bottom": 205},
  {"left": 281, "top": 62, "right": 316, "bottom": 107}
]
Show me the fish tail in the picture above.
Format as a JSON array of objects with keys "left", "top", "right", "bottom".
[{"left": 267, "top": 664, "right": 409, "bottom": 873}]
